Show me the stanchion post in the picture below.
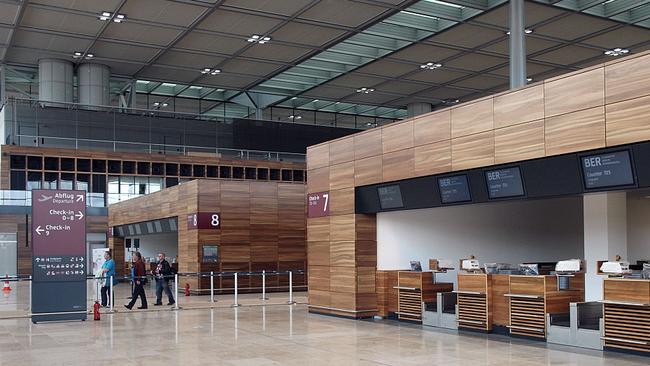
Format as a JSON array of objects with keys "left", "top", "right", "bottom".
[
  {"left": 28, "top": 275, "right": 32, "bottom": 313},
  {"left": 287, "top": 271, "right": 295, "bottom": 305},
  {"left": 232, "top": 272, "right": 240, "bottom": 307},
  {"left": 174, "top": 274, "right": 179, "bottom": 310},
  {"left": 109, "top": 276, "right": 114, "bottom": 312},
  {"left": 261, "top": 270, "right": 268, "bottom": 300},
  {"left": 210, "top": 271, "right": 214, "bottom": 303}
]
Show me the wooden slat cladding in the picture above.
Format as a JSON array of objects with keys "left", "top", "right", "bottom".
[
  {"left": 306, "top": 50, "right": 650, "bottom": 319},
  {"left": 109, "top": 180, "right": 306, "bottom": 290}
]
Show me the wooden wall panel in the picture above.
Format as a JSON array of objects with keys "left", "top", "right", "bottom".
[
  {"left": 329, "top": 188, "right": 354, "bottom": 216},
  {"left": 605, "top": 95, "right": 650, "bottom": 147},
  {"left": 451, "top": 98, "right": 494, "bottom": 138},
  {"left": 382, "top": 120, "right": 413, "bottom": 154},
  {"left": 605, "top": 53, "right": 650, "bottom": 104},
  {"left": 330, "top": 266, "right": 356, "bottom": 293},
  {"left": 382, "top": 148, "right": 414, "bottom": 182},
  {"left": 307, "top": 143, "right": 330, "bottom": 170},
  {"left": 354, "top": 156, "right": 382, "bottom": 186},
  {"left": 545, "top": 106, "right": 605, "bottom": 156},
  {"left": 329, "top": 162, "right": 355, "bottom": 190},
  {"left": 494, "top": 84, "right": 544, "bottom": 128},
  {"left": 307, "top": 166, "right": 330, "bottom": 193},
  {"left": 330, "top": 241, "right": 355, "bottom": 267},
  {"left": 451, "top": 131, "right": 495, "bottom": 171},
  {"left": 354, "top": 129, "right": 382, "bottom": 159},
  {"left": 356, "top": 240, "right": 376, "bottom": 267},
  {"left": 308, "top": 241, "right": 329, "bottom": 266},
  {"left": 494, "top": 119, "right": 545, "bottom": 164},
  {"left": 307, "top": 217, "right": 330, "bottom": 242},
  {"left": 330, "top": 214, "right": 356, "bottom": 242},
  {"left": 413, "top": 110, "right": 450, "bottom": 146},
  {"left": 544, "top": 68, "right": 604, "bottom": 117},
  {"left": 309, "top": 265, "right": 330, "bottom": 291},
  {"left": 329, "top": 137, "right": 355, "bottom": 165},
  {"left": 414, "top": 140, "right": 451, "bottom": 177}
]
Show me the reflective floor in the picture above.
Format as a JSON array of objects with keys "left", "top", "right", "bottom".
[{"left": 1, "top": 303, "right": 649, "bottom": 366}]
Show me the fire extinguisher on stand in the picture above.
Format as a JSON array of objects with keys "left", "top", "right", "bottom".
[
  {"left": 185, "top": 283, "right": 190, "bottom": 296},
  {"left": 93, "top": 301, "right": 101, "bottom": 321}
]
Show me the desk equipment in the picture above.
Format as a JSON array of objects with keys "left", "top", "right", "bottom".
[
  {"left": 556, "top": 259, "right": 582, "bottom": 274},
  {"left": 410, "top": 261, "right": 422, "bottom": 272},
  {"left": 461, "top": 259, "right": 481, "bottom": 272},
  {"left": 600, "top": 261, "right": 630, "bottom": 275},
  {"left": 602, "top": 278, "right": 650, "bottom": 353}
]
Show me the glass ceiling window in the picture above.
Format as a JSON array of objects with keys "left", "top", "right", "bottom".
[
  {"left": 253, "top": 0, "right": 505, "bottom": 96},
  {"left": 547, "top": 0, "right": 650, "bottom": 27}
]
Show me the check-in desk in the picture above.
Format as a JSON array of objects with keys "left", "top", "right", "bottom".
[
  {"left": 395, "top": 271, "right": 453, "bottom": 322},
  {"left": 507, "top": 274, "right": 584, "bottom": 338},
  {"left": 455, "top": 273, "right": 510, "bottom": 331},
  {"left": 602, "top": 278, "right": 650, "bottom": 353}
]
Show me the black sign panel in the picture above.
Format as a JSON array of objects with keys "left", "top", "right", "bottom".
[
  {"left": 485, "top": 167, "right": 525, "bottom": 199},
  {"left": 438, "top": 175, "right": 471, "bottom": 204},
  {"left": 581, "top": 150, "right": 634, "bottom": 189},
  {"left": 378, "top": 185, "right": 404, "bottom": 209}
]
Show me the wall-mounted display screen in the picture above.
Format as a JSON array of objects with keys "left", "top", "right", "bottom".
[
  {"left": 438, "top": 175, "right": 471, "bottom": 204},
  {"left": 581, "top": 150, "right": 634, "bottom": 189},
  {"left": 485, "top": 167, "right": 525, "bottom": 199},
  {"left": 378, "top": 185, "right": 404, "bottom": 209}
]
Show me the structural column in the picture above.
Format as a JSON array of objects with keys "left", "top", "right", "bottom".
[
  {"left": 509, "top": 0, "right": 526, "bottom": 89},
  {"left": 583, "top": 192, "right": 628, "bottom": 301}
]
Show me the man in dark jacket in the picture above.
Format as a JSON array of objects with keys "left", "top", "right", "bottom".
[
  {"left": 153, "top": 252, "right": 175, "bottom": 306},
  {"left": 125, "top": 251, "right": 147, "bottom": 310}
]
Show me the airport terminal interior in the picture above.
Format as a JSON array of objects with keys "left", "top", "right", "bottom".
[{"left": 1, "top": 0, "right": 650, "bottom": 365}]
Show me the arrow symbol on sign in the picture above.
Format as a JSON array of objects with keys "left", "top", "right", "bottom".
[
  {"left": 35, "top": 226, "right": 44, "bottom": 235},
  {"left": 75, "top": 211, "right": 84, "bottom": 220},
  {"left": 76, "top": 194, "right": 85, "bottom": 202},
  {"left": 38, "top": 194, "right": 52, "bottom": 202}
]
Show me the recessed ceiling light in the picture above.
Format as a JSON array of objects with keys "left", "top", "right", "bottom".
[
  {"left": 162, "top": 83, "right": 177, "bottom": 87},
  {"left": 201, "top": 68, "right": 211, "bottom": 74},
  {"left": 506, "top": 29, "right": 533, "bottom": 35},
  {"left": 420, "top": 62, "right": 442, "bottom": 70},
  {"left": 215, "top": 89, "right": 225, "bottom": 92},
  {"left": 288, "top": 115, "right": 302, "bottom": 120},
  {"left": 443, "top": 98, "right": 460, "bottom": 105},
  {"left": 313, "top": 99, "right": 319, "bottom": 102},
  {"left": 189, "top": 86, "right": 203, "bottom": 90},
  {"left": 290, "top": 97, "right": 298, "bottom": 100},
  {"left": 153, "top": 102, "right": 168, "bottom": 108},
  {"left": 356, "top": 87, "right": 375, "bottom": 94},
  {"left": 86, "top": 53, "right": 94, "bottom": 58},
  {"left": 210, "top": 69, "right": 221, "bottom": 75},
  {"left": 99, "top": 11, "right": 111, "bottom": 21},
  {"left": 604, "top": 48, "right": 629, "bottom": 56},
  {"left": 247, "top": 34, "right": 271, "bottom": 44},
  {"left": 72, "top": 51, "right": 94, "bottom": 60},
  {"left": 73, "top": 51, "right": 82, "bottom": 58},
  {"left": 526, "top": 77, "right": 532, "bottom": 82}
]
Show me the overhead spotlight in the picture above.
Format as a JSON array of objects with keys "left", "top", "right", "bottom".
[
  {"left": 72, "top": 51, "right": 94, "bottom": 60},
  {"left": 420, "top": 62, "right": 442, "bottom": 70},
  {"left": 113, "top": 14, "right": 126, "bottom": 23},
  {"left": 247, "top": 34, "right": 271, "bottom": 44},
  {"left": 506, "top": 29, "right": 533, "bottom": 35},
  {"left": 99, "top": 11, "right": 111, "bottom": 21},
  {"left": 73, "top": 51, "right": 83, "bottom": 59},
  {"left": 210, "top": 69, "right": 221, "bottom": 75},
  {"left": 288, "top": 115, "right": 302, "bottom": 120},
  {"left": 313, "top": 99, "right": 319, "bottom": 102},
  {"left": 604, "top": 48, "right": 629, "bottom": 56},
  {"left": 153, "top": 102, "right": 168, "bottom": 108},
  {"left": 526, "top": 77, "right": 533, "bottom": 82},
  {"left": 443, "top": 98, "right": 460, "bottom": 105},
  {"left": 356, "top": 87, "right": 375, "bottom": 94},
  {"left": 86, "top": 53, "right": 94, "bottom": 58},
  {"left": 98, "top": 12, "right": 126, "bottom": 22},
  {"left": 290, "top": 97, "right": 298, "bottom": 100},
  {"left": 200, "top": 68, "right": 212, "bottom": 74}
]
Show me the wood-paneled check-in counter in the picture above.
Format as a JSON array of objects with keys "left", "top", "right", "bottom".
[
  {"left": 602, "top": 278, "right": 650, "bottom": 353},
  {"left": 455, "top": 273, "right": 509, "bottom": 331},
  {"left": 507, "top": 274, "right": 584, "bottom": 338},
  {"left": 307, "top": 50, "right": 650, "bottom": 318}
]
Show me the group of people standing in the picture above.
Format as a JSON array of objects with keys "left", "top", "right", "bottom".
[{"left": 99, "top": 251, "right": 175, "bottom": 310}]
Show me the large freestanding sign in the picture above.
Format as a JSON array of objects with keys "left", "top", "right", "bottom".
[{"left": 31, "top": 190, "right": 87, "bottom": 323}]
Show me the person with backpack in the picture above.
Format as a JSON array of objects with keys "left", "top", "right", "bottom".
[
  {"left": 125, "top": 251, "right": 148, "bottom": 310},
  {"left": 153, "top": 252, "right": 175, "bottom": 306}
]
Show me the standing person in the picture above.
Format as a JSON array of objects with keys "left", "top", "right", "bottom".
[
  {"left": 153, "top": 252, "right": 175, "bottom": 306},
  {"left": 100, "top": 251, "right": 117, "bottom": 307},
  {"left": 125, "top": 251, "right": 148, "bottom": 310}
]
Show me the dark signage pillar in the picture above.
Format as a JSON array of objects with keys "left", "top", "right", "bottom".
[{"left": 31, "top": 190, "right": 87, "bottom": 323}]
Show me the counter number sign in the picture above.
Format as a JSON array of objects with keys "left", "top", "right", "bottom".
[
  {"left": 307, "top": 191, "right": 329, "bottom": 218},
  {"left": 187, "top": 212, "right": 221, "bottom": 230}
]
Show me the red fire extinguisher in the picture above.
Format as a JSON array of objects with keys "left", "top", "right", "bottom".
[
  {"left": 185, "top": 283, "right": 190, "bottom": 296},
  {"left": 93, "top": 301, "right": 101, "bottom": 321}
]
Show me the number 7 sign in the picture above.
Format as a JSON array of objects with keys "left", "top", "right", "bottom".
[{"left": 307, "top": 191, "right": 330, "bottom": 218}]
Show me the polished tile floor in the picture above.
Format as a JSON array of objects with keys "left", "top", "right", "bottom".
[{"left": 1, "top": 303, "right": 649, "bottom": 366}]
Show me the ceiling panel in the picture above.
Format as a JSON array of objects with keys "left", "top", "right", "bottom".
[
  {"left": 428, "top": 24, "right": 505, "bottom": 49},
  {"left": 379, "top": 80, "right": 432, "bottom": 95},
  {"left": 156, "top": 50, "right": 226, "bottom": 70},
  {"left": 405, "top": 68, "right": 471, "bottom": 84},
  {"left": 11, "top": 30, "right": 92, "bottom": 54},
  {"left": 120, "top": 0, "right": 207, "bottom": 27},
  {"left": 31, "top": 0, "right": 123, "bottom": 13},
  {"left": 534, "top": 13, "right": 620, "bottom": 41},
  {"left": 582, "top": 26, "right": 650, "bottom": 49},
  {"left": 481, "top": 36, "right": 560, "bottom": 56},
  {"left": 532, "top": 44, "right": 604, "bottom": 66},
  {"left": 298, "top": 0, "right": 389, "bottom": 27},
  {"left": 444, "top": 53, "right": 507, "bottom": 72},
  {"left": 96, "top": 59, "right": 144, "bottom": 76},
  {"left": 240, "top": 43, "right": 311, "bottom": 63},
  {"left": 490, "top": 61, "right": 557, "bottom": 78},
  {"left": 138, "top": 65, "right": 199, "bottom": 83},
  {"left": 175, "top": 32, "right": 246, "bottom": 55},
  {"left": 302, "top": 85, "right": 358, "bottom": 99},
  {"left": 415, "top": 86, "right": 471, "bottom": 101},
  {"left": 355, "top": 59, "right": 418, "bottom": 78},
  {"left": 92, "top": 40, "right": 160, "bottom": 62},
  {"left": 0, "top": 28, "right": 11, "bottom": 45},
  {"left": 220, "top": 58, "right": 284, "bottom": 77},
  {"left": 197, "top": 9, "right": 283, "bottom": 36},
  {"left": 328, "top": 73, "right": 386, "bottom": 88},
  {"left": 0, "top": 2, "right": 20, "bottom": 24},
  {"left": 472, "top": 2, "right": 566, "bottom": 28},
  {"left": 5, "top": 47, "right": 68, "bottom": 65},
  {"left": 388, "top": 43, "right": 462, "bottom": 63},
  {"left": 223, "top": 0, "right": 315, "bottom": 16},
  {"left": 21, "top": 7, "right": 102, "bottom": 36},
  {"left": 101, "top": 22, "right": 183, "bottom": 47},
  {"left": 451, "top": 74, "right": 507, "bottom": 90},
  {"left": 202, "top": 73, "right": 260, "bottom": 89},
  {"left": 344, "top": 91, "right": 401, "bottom": 105},
  {"left": 270, "top": 22, "right": 347, "bottom": 47}
]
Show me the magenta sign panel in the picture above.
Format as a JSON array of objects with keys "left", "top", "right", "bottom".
[
  {"left": 187, "top": 212, "right": 221, "bottom": 230},
  {"left": 32, "top": 190, "right": 87, "bottom": 282},
  {"left": 307, "top": 191, "right": 329, "bottom": 218}
]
